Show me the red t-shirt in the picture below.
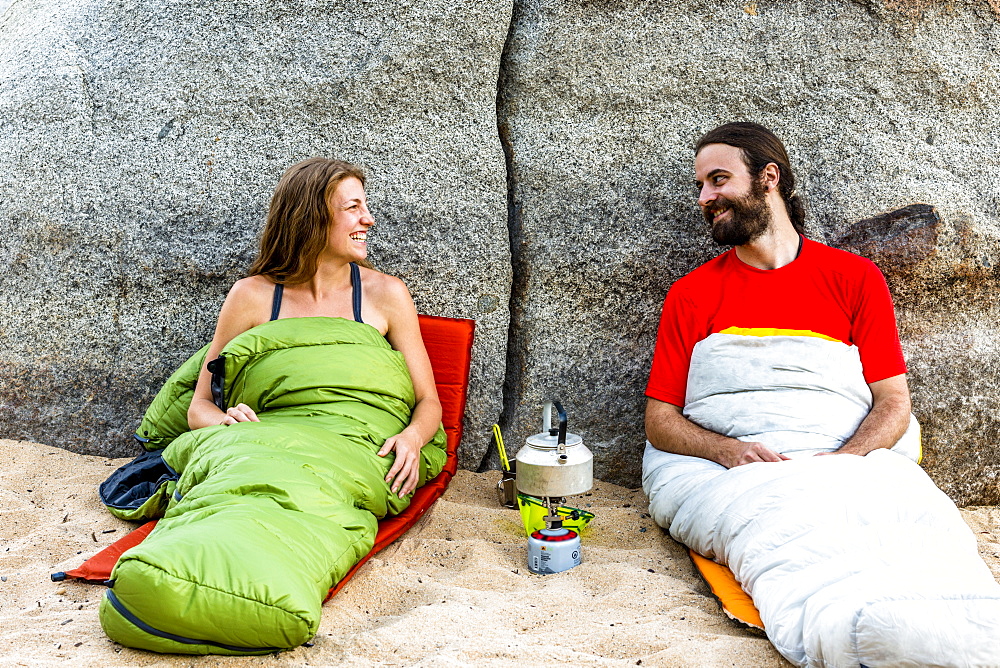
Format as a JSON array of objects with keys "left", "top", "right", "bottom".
[{"left": 645, "top": 238, "right": 906, "bottom": 407}]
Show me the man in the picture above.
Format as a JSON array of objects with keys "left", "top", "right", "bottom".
[
  {"left": 644, "top": 122, "right": 913, "bottom": 467},
  {"left": 638, "top": 124, "right": 1000, "bottom": 667}
]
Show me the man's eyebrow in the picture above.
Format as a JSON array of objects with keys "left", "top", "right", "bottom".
[{"left": 695, "top": 168, "right": 729, "bottom": 187}]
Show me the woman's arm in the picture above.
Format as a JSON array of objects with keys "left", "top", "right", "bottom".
[
  {"left": 187, "top": 277, "right": 270, "bottom": 430},
  {"left": 378, "top": 276, "right": 443, "bottom": 498}
]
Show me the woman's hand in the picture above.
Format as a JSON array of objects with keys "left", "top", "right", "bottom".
[
  {"left": 220, "top": 403, "right": 259, "bottom": 426},
  {"left": 378, "top": 429, "right": 423, "bottom": 498}
]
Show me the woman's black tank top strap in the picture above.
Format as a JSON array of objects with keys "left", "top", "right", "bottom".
[
  {"left": 349, "top": 262, "right": 364, "bottom": 324},
  {"left": 270, "top": 283, "right": 284, "bottom": 321},
  {"left": 268, "top": 267, "right": 363, "bottom": 323}
]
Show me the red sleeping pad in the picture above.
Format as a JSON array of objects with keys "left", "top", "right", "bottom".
[{"left": 61, "top": 314, "right": 476, "bottom": 599}]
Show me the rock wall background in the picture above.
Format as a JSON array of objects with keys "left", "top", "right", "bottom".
[
  {"left": 0, "top": 0, "right": 512, "bottom": 471},
  {"left": 1, "top": 0, "right": 998, "bottom": 505}
]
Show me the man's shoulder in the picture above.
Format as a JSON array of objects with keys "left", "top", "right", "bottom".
[
  {"left": 802, "top": 237, "right": 880, "bottom": 276},
  {"left": 672, "top": 249, "right": 733, "bottom": 292}
]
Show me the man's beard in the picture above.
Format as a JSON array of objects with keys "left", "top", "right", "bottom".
[{"left": 703, "top": 177, "right": 772, "bottom": 246}]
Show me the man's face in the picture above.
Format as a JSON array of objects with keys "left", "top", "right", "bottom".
[{"left": 694, "top": 143, "right": 771, "bottom": 246}]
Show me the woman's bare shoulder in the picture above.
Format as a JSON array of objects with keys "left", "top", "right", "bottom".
[
  {"left": 359, "top": 267, "right": 415, "bottom": 327},
  {"left": 229, "top": 274, "right": 275, "bottom": 297},
  {"left": 221, "top": 275, "right": 276, "bottom": 326},
  {"left": 359, "top": 266, "right": 410, "bottom": 301},
  {"left": 227, "top": 276, "right": 274, "bottom": 301}
]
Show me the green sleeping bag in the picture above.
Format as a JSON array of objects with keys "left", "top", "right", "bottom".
[{"left": 99, "top": 317, "right": 447, "bottom": 654}]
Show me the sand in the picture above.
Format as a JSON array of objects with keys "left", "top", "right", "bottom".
[{"left": 1, "top": 439, "right": 998, "bottom": 668}]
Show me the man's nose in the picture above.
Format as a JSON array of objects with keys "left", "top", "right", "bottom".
[{"left": 698, "top": 185, "right": 717, "bottom": 209}]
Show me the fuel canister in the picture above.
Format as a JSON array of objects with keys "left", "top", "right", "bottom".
[{"left": 527, "top": 527, "right": 581, "bottom": 575}]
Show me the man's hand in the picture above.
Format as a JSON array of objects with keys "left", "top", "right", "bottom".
[
  {"left": 379, "top": 429, "right": 423, "bottom": 498},
  {"left": 728, "top": 441, "right": 791, "bottom": 468},
  {"left": 814, "top": 444, "right": 866, "bottom": 458},
  {"left": 646, "top": 398, "right": 789, "bottom": 469}
]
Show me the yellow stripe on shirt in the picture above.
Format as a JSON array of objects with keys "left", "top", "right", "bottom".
[{"left": 719, "top": 326, "right": 843, "bottom": 343}]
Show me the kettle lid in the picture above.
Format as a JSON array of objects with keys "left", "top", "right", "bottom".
[
  {"left": 526, "top": 400, "right": 583, "bottom": 449},
  {"left": 526, "top": 429, "right": 583, "bottom": 449}
]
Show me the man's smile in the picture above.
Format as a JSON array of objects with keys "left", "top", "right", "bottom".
[{"left": 709, "top": 207, "right": 731, "bottom": 224}]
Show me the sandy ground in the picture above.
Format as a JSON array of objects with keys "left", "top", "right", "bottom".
[{"left": 1, "top": 439, "right": 998, "bottom": 668}]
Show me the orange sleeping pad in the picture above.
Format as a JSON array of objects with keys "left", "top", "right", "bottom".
[
  {"left": 61, "top": 314, "right": 476, "bottom": 600},
  {"left": 688, "top": 549, "right": 764, "bottom": 629}
]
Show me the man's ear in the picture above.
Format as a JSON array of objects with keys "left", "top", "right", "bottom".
[{"left": 761, "top": 162, "right": 780, "bottom": 191}]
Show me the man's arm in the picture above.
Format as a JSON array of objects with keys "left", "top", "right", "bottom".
[
  {"left": 645, "top": 397, "right": 790, "bottom": 469},
  {"left": 823, "top": 374, "right": 912, "bottom": 456}
]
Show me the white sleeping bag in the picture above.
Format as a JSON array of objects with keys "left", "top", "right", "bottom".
[{"left": 643, "top": 334, "right": 1000, "bottom": 667}]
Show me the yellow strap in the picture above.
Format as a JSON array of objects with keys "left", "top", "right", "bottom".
[{"left": 492, "top": 424, "right": 510, "bottom": 471}]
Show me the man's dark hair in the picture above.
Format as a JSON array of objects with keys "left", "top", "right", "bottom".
[{"left": 695, "top": 122, "right": 806, "bottom": 234}]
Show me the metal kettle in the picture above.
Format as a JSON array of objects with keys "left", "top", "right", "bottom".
[{"left": 514, "top": 400, "right": 593, "bottom": 498}]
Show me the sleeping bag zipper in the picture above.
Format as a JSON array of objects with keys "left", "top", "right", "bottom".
[{"left": 104, "top": 589, "right": 284, "bottom": 653}]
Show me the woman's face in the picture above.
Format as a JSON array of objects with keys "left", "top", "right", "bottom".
[{"left": 326, "top": 176, "right": 374, "bottom": 263}]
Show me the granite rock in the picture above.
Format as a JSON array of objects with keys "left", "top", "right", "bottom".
[
  {"left": 2, "top": 0, "right": 999, "bottom": 505},
  {"left": 834, "top": 203, "right": 1000, "bottom": 504},
  {"left": 0, "top": 0, "right": 511, "bottom": 469},
  {"left": 495, "top": 0, "right": 1000, "bottom": 504}
]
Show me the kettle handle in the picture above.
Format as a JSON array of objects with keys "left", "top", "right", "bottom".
[{"left": 541, "top": 400, "right": 568, "bottom": 446}]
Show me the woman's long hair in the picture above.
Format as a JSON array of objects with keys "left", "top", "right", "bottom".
[{"left": 248, "top": 158, "right": 368, "bottom": 284}]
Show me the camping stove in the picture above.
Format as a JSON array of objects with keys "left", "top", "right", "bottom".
[{"left": 515, "top": 401, "right": 593, "bottom": 575}]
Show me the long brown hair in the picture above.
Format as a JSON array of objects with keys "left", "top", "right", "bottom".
[
  {"left": 248, "top": 158, "right": 368, "bottom": 284},
  {"left": 696, "top": 122, "right": 806, "bottom": 234}
]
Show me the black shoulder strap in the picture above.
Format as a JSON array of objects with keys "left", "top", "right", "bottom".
[
  {"left": 207, "top": 357, "right": 226, "bottom": 409},
  {"left": 349, "top": 263, "right": 364, "bottom": 323},
  {"left": 270, "top": 283, "right": 283, "bottom": 321}
]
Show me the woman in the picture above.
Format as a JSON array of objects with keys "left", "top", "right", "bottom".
[
  {"left": 187, "top": 157, "right": 442, "bottom": 498},
  {"left": 100, "top": 158, "right": 448, "bottom": 655}
]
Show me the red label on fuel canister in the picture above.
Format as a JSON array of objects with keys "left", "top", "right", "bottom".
[{"left": 530, "top": 529, "right": 579, "bottom": 542}]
